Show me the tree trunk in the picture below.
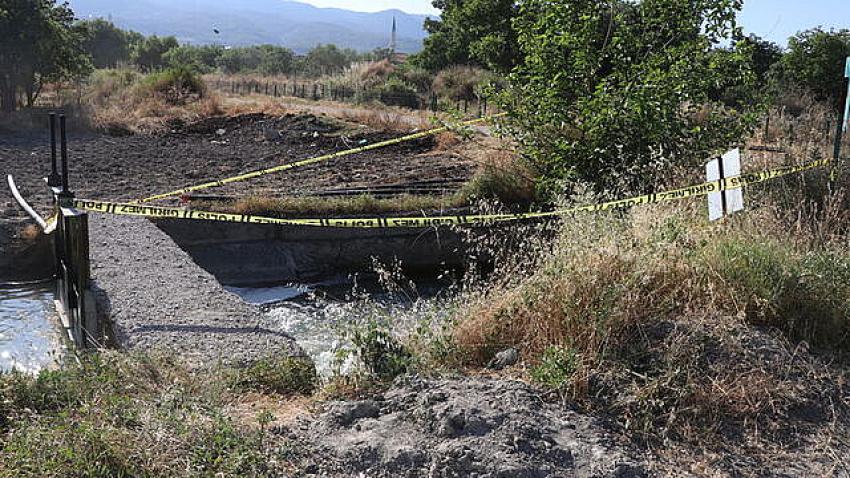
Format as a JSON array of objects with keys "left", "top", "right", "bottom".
[{"left": 0, "top": 82, "right": 16, "bottom": 113}]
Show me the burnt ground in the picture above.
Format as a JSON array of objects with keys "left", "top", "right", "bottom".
[{"left": 0, "top": 112, "right": 475, "bottom": 216}]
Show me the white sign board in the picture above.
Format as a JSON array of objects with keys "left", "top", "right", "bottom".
[{"left": 706, "top": 148, "right": 744, "bottom": 222}]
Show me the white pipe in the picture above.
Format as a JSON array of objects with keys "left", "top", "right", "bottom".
[{"left": 7, "top": 174, "right": 49, "bottom": 231}]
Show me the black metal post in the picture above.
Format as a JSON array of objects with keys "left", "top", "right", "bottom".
[
  {"left": 47, "top": 113, "right": 61, "bottom": 186},
  {"left": 59, "top": 115, "right": 73, "bottom": 199}
]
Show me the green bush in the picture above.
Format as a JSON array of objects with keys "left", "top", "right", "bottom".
[
  {"left": 376, "top": 77, "right": 420, "bottom": 109},
  {"left": 137, "top": 66, "right": 206, "bottom": 104},
  {"left": 530, "top": 345, "right": 578, "bottom": 390},
  {"left": 348, "top": 321, "right": 413, "bottom": 382},
  {"left": 398, "top": 66, "right": 434, "bottom": 94},
  {"left": 779, "top": 28, "right": 850, "bottom": 108}
]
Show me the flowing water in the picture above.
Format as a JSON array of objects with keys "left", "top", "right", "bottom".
[
  {"left": 228, "top": 276, "right": 455, "bottom": 376},
  {"left": 0, "top": 284, "right": 65, "bottom": 374}
]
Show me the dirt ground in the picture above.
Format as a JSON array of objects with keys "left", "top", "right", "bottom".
[{"left": 0, "top": 112, "right": 476, "bottom": 216}]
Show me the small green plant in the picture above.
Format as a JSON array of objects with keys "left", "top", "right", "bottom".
[
  {"left": 232, "top": 357, "right": 318, "bottom": 396},
  {"left": 346, "top": 320, "right": 413, "bottom": 382},
  {"left": 530, "top": 345, "right": 578, "bottom": 390}
]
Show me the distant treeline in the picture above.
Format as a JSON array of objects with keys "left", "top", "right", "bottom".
[
  {"left": 82, "top": 19, "right": 396, "bottom": 77},
  {"left": 0, "top": 1, "right": 399, "bottom": 113}
]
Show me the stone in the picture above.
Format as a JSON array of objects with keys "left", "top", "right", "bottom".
[{"left": 488, "top": 348, "right": 519, "bottom": 370}]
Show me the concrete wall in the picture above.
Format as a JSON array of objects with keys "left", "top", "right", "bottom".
[{"left": 155, "top": 219, "right": 468, "bottom": 286}]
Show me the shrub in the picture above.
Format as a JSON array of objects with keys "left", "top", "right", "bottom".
[
  {"left": 359, "top": 59, "right": 395, "bottom": 82},
  {"left": 376, "top": 77, "right": 420, "bottom": 109},
  {"left": 530, "top": 345, "right": 578, "bottom": 390},
  {"left": 136, "top": 66, "right": 207, "bottom": 105},
  {"left": 432, "top": 65, "right": 493, "bottom": 101},
  {"left": 399, "top": 66, "right": 434, "bottom": 94},
  {"left": 346, "top": 320, "right": 413, "bottom": 382},
  {"left": 461, "top": 153, "right": 538, "bottom": 209}
]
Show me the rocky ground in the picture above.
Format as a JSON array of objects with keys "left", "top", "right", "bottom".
[{"left": 285, "top": 376, "right": 647, "bottom": 478}]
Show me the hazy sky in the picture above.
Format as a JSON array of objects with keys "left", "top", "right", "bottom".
[
  {"left": 300, "top": 0, "right": 439, "bottom": 15},
  {"left": 299, "top": 0, "right": 850, "bottom": 46}
]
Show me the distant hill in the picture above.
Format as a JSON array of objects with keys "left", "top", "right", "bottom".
[{"left": 67, "top": 0, "right": 431, "bottom": 54}]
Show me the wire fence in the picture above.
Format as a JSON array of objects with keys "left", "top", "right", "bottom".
[{"left": 209, "top": 77, "right": 501, "bottom": 117}]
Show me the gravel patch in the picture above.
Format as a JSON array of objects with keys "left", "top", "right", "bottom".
[{"left": 89, "top": 213, "right": 303, "bottom": 367}]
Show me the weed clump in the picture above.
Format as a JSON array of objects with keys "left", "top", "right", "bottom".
[
  {"left": 708, "top": 237, "right": 850, "bottom": 348},
  {"left": 86, "top": 67, "right": 221, "bottom": 134},
  {"left": 230, "top": 356, "right": 318, "bottom": 396},
  {"left": 137, "top": 66, "right": 207, "bottom": 105},
  {"left": 0, "top": 352, "right": 310, "bottom": 477}
]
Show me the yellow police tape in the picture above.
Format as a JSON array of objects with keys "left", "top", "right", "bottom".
[
  {"left": 137, "top": 113, "right": 507, "bottom": 204},
  {"left": 71, "top": 158, "right": 831, "bottom": 228}
]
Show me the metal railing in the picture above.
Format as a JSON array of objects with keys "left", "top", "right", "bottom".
[{"left": 7, "top": 113, "right": 99, "bottom": 349}]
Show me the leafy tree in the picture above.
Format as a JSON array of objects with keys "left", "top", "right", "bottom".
[
  {"left": 257, "top": 45, "right": 295, "bottom": 75},
  {"left": 363, "top": 47, "right": 395, "bottom": 62},
  {"left": 738, "top": 33, "right": 783, "bottom": 87},
  {"left": 502, "top": 0, "right": 757, "bottom": 198},
  {"left": 79, "top": 18, "right": 130, "bottom": 68},
  {"left": 214, "top": 46, "right": 294, "bottom": 75},
  {"left": 303, "top": 44, "right": 357, "bottom": 76},
  {"left": 780, "top": 28, "right": 850, "bottom": 107},
  {"left": 164, "top": 44, "right": 224, "bottom": 73},
  {"left": 0, "top": 0, "right": 91, "bottom": 112},
  {"left": 217, "top": 47, "right": 262, "bottom": 74},
  {"left": 412, "top": 0, "right": 519, "bottom": 74},
  {"left": 131, "top": 35, "right": 179, "bottom": 72}
]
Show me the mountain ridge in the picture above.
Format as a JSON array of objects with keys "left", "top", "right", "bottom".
[{"left": 67, "top": 0, "right": 431, "bottom": 54}]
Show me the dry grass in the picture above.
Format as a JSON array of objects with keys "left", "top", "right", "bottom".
[
  {"left": 446, "top": 192, "right": 850, "bottom": 464},
  {"left": 86, "top": 68, "right": 224, "bottom": 135},
  {"left": 336, "top": 105, "right": 432, "bottom": 133},
  {"left": 433, "top": 131, "right": 462, "bottom": 151}
]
